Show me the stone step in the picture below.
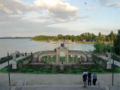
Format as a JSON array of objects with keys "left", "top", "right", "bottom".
[
  {"left": 15, "top": 85, "right": 101, "bottom": 90},
  {"left": 0, "top": 86, "right": 9, "bottom": 90}
]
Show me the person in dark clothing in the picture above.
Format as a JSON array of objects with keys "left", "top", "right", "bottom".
[
  {"left": 88, "top": 72, "right": 92, "bottom": 86},
  {"left": 93, "top": 73, "right": 97, "bottom": 85},
  {"left": 82, "top": 72, "right": 88, "bottom": 88}
]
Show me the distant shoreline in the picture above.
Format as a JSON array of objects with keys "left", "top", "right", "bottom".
[
  {"left": 0, "top": 37, "right": 32, "bottom": 39},
  {"left": 32, "top": 39, "right": 113, "bottom": 44},
  {"left": 31, "top": 39, "right": 94, "bottom": 44},
  {"left": 0, "top": 38, "right": 113, "bottom": 44}
]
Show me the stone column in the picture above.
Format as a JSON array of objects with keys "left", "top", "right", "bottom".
[
  {"left": 84, "top": 55, "right": 87, "bottom": 62},
  {"left": 48, "top": 56, "right": 51, "bottom": 64},
  {"left": 38, "top": 56, "right": 41, "bottom": 63},
  {"left": 41, "top": 56, "right": 43, "bottom": 63},
  {"left": 106, "top": 61, "right": 112, "bottom": 70},
  {"left": 12, "top": 53, "right": 17, "bottom": 69},
  {"left": 66, "top": 51, "right": 69, "bottom": 63},
  {"left": 56, "top": 55, "right": 59, "bottom": 64}
]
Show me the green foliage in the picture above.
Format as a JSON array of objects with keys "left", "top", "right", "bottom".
[
  {"left": 94, "top": 43, "right": 113, "bottom": 53},
  {"left": 32, "top": 31, "right": 117, "bottom": 43},
  {"left": 115, "top": 67, "right": 120, "bottom": 73},
  {"left": 112, "top": 54, "right": 120, "bottom": 62},
  {"left": 1, "top": 66, "right": 120, "bottom": 73},
  {"left": 0, "top": 68, "right": 8, "bottom": 72},
  {"left": 0, "top": 56, "right": 13, "bottom": 64},
  {"left": 114, "top": 31, "right": 120, "bottom": 55},
  {"left": 32, "top": 35, "right": 58, "bottom": 41},
  {"left": 0, "top": 54, "right": 20, "bottom": 64}
]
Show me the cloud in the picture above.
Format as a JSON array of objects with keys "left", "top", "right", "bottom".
[
  {"left": 0, "top": 0, "right": 34, "bottom": 14},
  {"left": 0, "top": 0, "right": 79, "bottom": 23},
  {"left": 0, "top": 0, "right": 83, "bottom": 36},
  {"left": 100, "top": 0, "right": 120, "bottom": 7},
  {"left": 34, "top": 0, "right": 79, "bottom": 22}
]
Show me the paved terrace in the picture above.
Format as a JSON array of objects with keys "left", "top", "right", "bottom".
[{"left": 0, "top": 73, "right": 119, "bottom": 86}]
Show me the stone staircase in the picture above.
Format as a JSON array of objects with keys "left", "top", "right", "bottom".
[
  {"left": 15, "top": 85, "right": 101, "bottom": 90},
  {"left": 1, "top": 85, "right": 120, "bottom": 90}
]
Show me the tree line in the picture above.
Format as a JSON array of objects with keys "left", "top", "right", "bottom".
[
  {"left": 94, "top": 30, "right": 120, "bottom": 55},
  {"left": 32, "top": 31, "right": 117, "bottom": 43}
]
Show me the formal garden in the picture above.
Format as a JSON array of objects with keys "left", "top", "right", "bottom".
[
  {"left": 0, "top": 64, "right": 120, "bottom": 74},
  {"left": 0, "top": 31, "right": 120, "bottom": 74}
]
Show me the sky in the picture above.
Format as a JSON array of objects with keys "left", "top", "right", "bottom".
[{"left": 0, "top": 0, "right": 120, "bottom": 37}]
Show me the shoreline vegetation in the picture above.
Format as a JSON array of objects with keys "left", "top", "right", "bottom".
[
  {"left": 32, "top": 31, "right": 116, "bottom": 44},
  {"left": 32, "top": 39, "right": 114, "bottom": 44}
]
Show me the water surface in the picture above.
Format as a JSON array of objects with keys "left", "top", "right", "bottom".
[{"left": 0, "top": 39, "right": 94, "bottom": 58}]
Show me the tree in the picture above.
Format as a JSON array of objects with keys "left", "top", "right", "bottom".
[
  {"left": 94, "top": 43, "right": 113, "bottom": 53},
  {"left": 114, "top": 30, "right": 120, "bottom": 55},
  {"left": 108, "top": 31, "right": 117, "bottom": 41},
  {"left": 58, "top": 34, "right": 64, "bottom": 40},
  {"left": 95, "top": 32, "right": 106, "bottom": 42}
]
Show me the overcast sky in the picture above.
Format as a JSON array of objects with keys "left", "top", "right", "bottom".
[{"left": 0, "top": 0, "right": 120, "bottom": 37}]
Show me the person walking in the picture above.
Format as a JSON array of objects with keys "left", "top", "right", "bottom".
[
  {"left": 93, "top": 73, "right": 97, "bottom": 86},
  {"left": 88, "top": 72, "right": 92, "bottom": 86},
  {"left": 82, "top": 72, "right": 88, "bottom": 88}
]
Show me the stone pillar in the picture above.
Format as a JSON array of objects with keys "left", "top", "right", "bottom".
[
  {"left": 56, "top": 49, "right": 60, "bottom": 64},
  {"left": 47, "top": 56, "right": 51, "bottom": 64},
  {"left": 106, "top": 61, "right": 112, "bottom": 70},
  {"left": 41, "top": 56, "right": 44, "bottom": 63},
  {"left": 12, "top": 53, "right": 17, "bottom": 70},
  {"left": 48, "top": 56, "right": 50, "bottom": 64},
  {"left": 39, "top": 56, "right": 41, "bottom": 63},
  {"left": 56, "top": 54, "right": 59, "bottom": 64},
  {"left": 41, "top": 56, "right": 43, "bottom": 63},
  {"left": 66, "top": 52, "right": 69, "bottom": 63}
]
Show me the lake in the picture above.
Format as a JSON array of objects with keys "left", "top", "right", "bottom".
[{"left": 0, "top": 39, "right": 95, "bottom": 58}]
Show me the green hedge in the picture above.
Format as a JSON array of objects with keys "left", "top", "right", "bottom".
[
  {"left": 1, "top": 66, "right": 120, "bottom": 74},
  {"left": 0, "top": 54, "right": 20, "bottom": 64},
  {"left": 112, "top": 54, "right": 120, "bottom": 62},
  {"left": 0, "top": 56, "right": 13, "bottom": 64}
]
